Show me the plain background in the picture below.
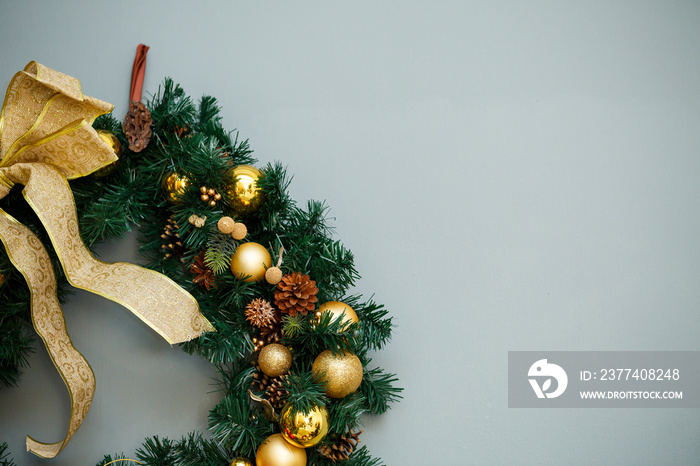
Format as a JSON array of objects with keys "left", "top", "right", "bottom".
[{"left": 1, "top": 1, "right": 700, "bottom": 464}]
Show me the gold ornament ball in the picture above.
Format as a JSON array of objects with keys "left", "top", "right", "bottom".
[
  {"left": 232, "top": 222, "right": 248, "bottom": 240},
  {"left": 230, "top": 458, "right": 254, "bottom": 466},
  {"left": 265, "top": 266, "right": 283, "bottom": 285},
  {"left": 279, "top": 403, "right": 329, "bottom": 448},
  {"left": 225, "top": 165, "right": 265, "bottom": 215},
  {"left": 92, "top": 130, "right": 122, "bottom": 177},
  {"left": 162, "top": 171, "right": 190, "bottom": 204},
  {"left": 256, "top": 433, "right": 306, "bottom": 466},
  {"left": 312, "top": 350, "right": 363, "bottom": 399},
  {"left": 218, "top": 216, "right": 236, "bottom": 234},
  {"left": 258, "top": 343, "right": 292, "bottom": 377},
  {"left": 316, "top": 301, "right": 359, "bottom": 330},
  {"left": 230, "top": 242, "right": 271, "bottom": 282}
]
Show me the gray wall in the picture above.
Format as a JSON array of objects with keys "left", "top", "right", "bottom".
[{"left": 1, "top": 1, "right": 700, "bottom": 464}]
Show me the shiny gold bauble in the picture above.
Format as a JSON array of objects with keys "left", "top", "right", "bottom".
[
  {"left": 258, "top": 343, "right": 292, "bottom": 377},
  {"left": 316, "top": 301, "right": 359, "bottom": 330},
  {"left": 230, "top": 458, "right": 254, "bottom": 466},
  {"left": 91, "top": 130, "right": 122, "bottom": 177},
  {"left": 225, "top": 165, "right": 265, "bottom": 215},
  {"left": 279, "top": 403, "right": 329, "bottom": 448},
  {"left": 230, "top": 242, "right": 271, "bottom": 282},
  {"left": 311, "top": 350, "right": 363, "bottom": 399},
  {"left": 162, "top": 171, "right": 190, "bottom": 204},
  {"left": 255, "top": 433, "right": 306, "bottom": 466}
]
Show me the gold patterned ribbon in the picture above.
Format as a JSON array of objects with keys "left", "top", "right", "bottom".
[{"left": 0, "top": 62, "right": 214, "bottom": 458}]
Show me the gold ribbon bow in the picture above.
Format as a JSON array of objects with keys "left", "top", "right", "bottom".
[{"left": 0, "top": 62, "right": 214, "bottom": 458}]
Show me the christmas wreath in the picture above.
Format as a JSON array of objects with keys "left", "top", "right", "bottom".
[{"left": 0, "top": 49, "right": 401, "bottom": 466}]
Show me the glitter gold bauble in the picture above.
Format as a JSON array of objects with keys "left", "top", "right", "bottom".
[
  {"left": 258, "top": 343, "right": 292, "bottom": 377},
  {"left": 256, "top": 433, "right": 306, "bottom": 466},
  {"left": 218, "top": 216, "right": 236, "bottom": 234},
  {"left": 316, "top": 301, "right": 358, "bottom": 330},
  {"left": 312, "top": 350, "right": 363, "bottom": 399},
  {"left": 230, "top": 458, "right": 254, "bottom": 466},
  {"left": 162, "top": 171, "right": 190, "bottom": 204},
  {"left": 265, "top": 266, "right": 283, "bottom": 285},
  {"left": 91, "top": 130, "right": 122, "bottom": 177},
  {"left": 232, "top": 222, "right": 248, "bottom": 240},
  {"left": 279, "top": 403, "right": 329, "bottom": 448},
  {"left": 230, "top": 242, "right": 271, "bottom": 282},
  {"left": 225, "top": 165, "right": 265, "bottom": 215}
]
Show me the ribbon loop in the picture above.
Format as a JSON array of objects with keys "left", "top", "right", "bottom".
[{"left": 0, "top": 62, "right": 214, "bottom": 458}]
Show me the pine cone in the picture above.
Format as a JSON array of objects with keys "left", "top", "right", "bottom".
[
  {"left": 190, "top": 251, "right": 216, "bottom": 290},
  {"left": 260, "top": 313, "right": 283, "bottom": 343},
  {"left": 251, "top": 364, "right": 288, "bottom": 410},
  {"left": 251, "top": 364, "right": 273, "bottom": 392},
  {"left": 266, "top": 374, "right": 289, "bottom": 409},
  {"left": 161, "top": 215, "right": 185, "bottom": 261},
  {"left": 245, "top": 299, "right": 276, "bottom": 328},
  {"left": 318, "top": 430, "right": 363, "bottom": 462},
  {"left": 122, "top": 101, "right": 152, "bottom": 152},
  {"left": 274, "top": 272, "right": 318, "bottom": 316}
]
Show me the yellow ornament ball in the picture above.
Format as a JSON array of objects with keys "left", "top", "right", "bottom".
[
  {"left": 256, "top": 433, "right": 306, "bottom": 466},
  {"left": 230, "top": 458, "right": 254, "bottom": 466},
  {"left": 258, "top": 343, "right": 292, "bottom": 377},
  {"left": 92, "top": 129, "right": 122, "bottom": 177},
  {"left": 312, "top": 350, "right": 363, "bottom": 399},
  {"left": 218, "top": 216, "right": 236, "bottom": 234},
  {"left": 316, "top": 301, "right": 359, "bottom": 330},
  {"left": 225, "top": 165, "right": 265, "bottom": 215},
  {"left": 279, "top": 403, "right": 329, "bottom": 448},
  {"left": 232, "top": 222, "right": 248, "bottom": 240},
  {"left": 230, "top": 242, "right": 271, "bottom": 282},
  {"left": 162, "top": 171, "right": 190, "bottom": 204}
]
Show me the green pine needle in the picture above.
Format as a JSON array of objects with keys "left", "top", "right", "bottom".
[{"left": 0, "top": 443, "right": 16, "bottom": 466}]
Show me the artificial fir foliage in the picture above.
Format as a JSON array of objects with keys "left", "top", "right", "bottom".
[
  {"left": 0, "top": 76, "right": 400, "bottom": 464},
  {"left": 0, "top": 443, "right": 16, "bottom": 466}
]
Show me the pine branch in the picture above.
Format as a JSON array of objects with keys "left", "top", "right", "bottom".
[
  {"left": 95, "top": 453, "right": 138, "bottom": 466},
  {"left": 204, "top": 232, "right": 238, "bottom": 275},
  {"left": 328, "top": 392, "right": 367, "bottom": 433},
  {"left": 180, "top": 324, "right": 253, "bottom": 365},
  {"left": 149, "top": 78, "right": 196, "bottom": 135},
  {"left": 135, "top": 436, "right": 176, "bottom": 465},
  {"left": 171, "top": 433, "right": 229, "bottom": 466},
  {"left": 346, "top": 445, "right": 385, "bottom": 466},
  {"left": 280, "top": 370, "right": 327, "bottom": 414},
  {"left": 256, "top": 162, "right": 295, "bottom": 231},
  {"left": 0, "top": 443, "right": 16, "bottom": 466},
  {"left": 284, "top": 312, "right": 358, "bottom": 360},
  {"left": 208, "top": 391, "right": 271, "bottom": 457},
  {"left": 360, "top": 365, "right": 403, "bottom": 415},
  {"left": 345, "top": 295, "right": 394, "bottom": 351}
]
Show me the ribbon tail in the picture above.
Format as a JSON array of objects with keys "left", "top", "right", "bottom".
[
  {"left": 11, "top": 162, "right": 215, "bottom": 343},
  {"left": 0, "top": 209, "right": 95, "bottom": 459}
]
